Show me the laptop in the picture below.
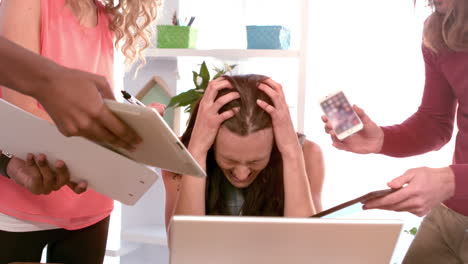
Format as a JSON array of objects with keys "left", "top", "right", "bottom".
[{"left": 169, "top": 215, "right": 403, "bottom": 264}]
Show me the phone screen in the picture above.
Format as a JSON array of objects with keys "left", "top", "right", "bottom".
[{"left": 320, "top": 91, "right": 361, "bottom": 136}]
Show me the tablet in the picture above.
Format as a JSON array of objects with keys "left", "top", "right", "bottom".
[
  {"left": 311, "top": 188, "right": 400, "bottom": 218},
  {"left": 104, "top": 100, "right": 206, "bottom": 178}
]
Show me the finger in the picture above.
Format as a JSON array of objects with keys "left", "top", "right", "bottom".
[
  {"left": 363, "top": 188, "right": 413, "bottom": 210},
  {"left": 92, "top": 74, "right": 116, "bottom": 100},
  {"left": 54, "top": 160, "right": 70, "bottom": 190},
  {"left": 34, "top": 154, "right": 55, "bottom": 194},
  {"left": 321, "top": 115, "right": 329, "bottom": 123},
  {"left": 387, "top": 171, "right": 413, "bottom": 189},
  {"left": 203, "top": 80, "right": 234, "bottom": 104},
  {"left": 324, "top": 122, "right": 333, "bottom": 134},
  {"left": 81, "top": 121, "right": 133, "bottom": 151},
  {"left": 353, "top": 105, "right": 373, "bottom": 125},
  {"left": 257, "top": 99, "right": 276, "bottom": 115},
  {"left": 210, "top": 76, "right": 227, "bottom": 83},
  {"left": 148, "top": 103, "right": 166, "bottom": 116},
  {"left": 257, "top": 83, "right": 283, "bottom": 108},
  {"left": 68, "top": 180, "right": 88, "bottom": 194},
  {"left": 373, "top": 198, "right": 426, "bottom": 216},
  {"left": 213, "top": 92, "right": 240, "bottom": 113},
  {"left": 261, "top": 78, "right": 285, "bottom": 97},
  {"left": 26, "top": 153, "right": 35, "bottom": 166},
  {"left": 331, "top": 140, "right": 348, "bottom": 150},
  {"left": 218, "top": 107, "right": 239, "bottom": 122},
  {"left": 95, "top": 107, "right": 140, "bottom": 150}
]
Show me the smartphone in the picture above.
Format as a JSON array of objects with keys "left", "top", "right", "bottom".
[{"left": 319, "top": 91, "right": 363, "bottom": 140}]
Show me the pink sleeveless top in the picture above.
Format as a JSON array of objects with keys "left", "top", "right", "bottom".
[{"left": 0, "top": 0, "right": 114, "bottom": 230}]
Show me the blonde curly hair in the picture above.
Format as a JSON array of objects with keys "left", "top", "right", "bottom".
[
  {"left": 417, "top": 0, "right": 468, "bottom": 52},
  {"left": 67, "top": 0, "right": 161, "bottom": 65}
]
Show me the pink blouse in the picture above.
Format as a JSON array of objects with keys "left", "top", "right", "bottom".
[{"left": 0, "top": 0, "right": 115, "bottom": 230}]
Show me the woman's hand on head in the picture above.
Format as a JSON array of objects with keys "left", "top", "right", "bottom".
[
  {"left": 256, "top": 78, "right": 301, "bottom": 157},
  {"left": 321, "top": 105, "right": 384, "bottom": 154},
  {"left": 188, "top": 78, "right": 239, "bottom": 156},
  {"left": 6, "top": 154, "right": 87, "bottom": 195}
]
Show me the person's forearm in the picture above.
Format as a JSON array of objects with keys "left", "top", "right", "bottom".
[
  {"left": 282, "top": 149, "right": 315, "bottom": 217},
  {"left": 174, "top": 151, "right": 207, "bottom": 215},
  {"left": 0, "top": 36, "right": 59, "bottom": 98}
]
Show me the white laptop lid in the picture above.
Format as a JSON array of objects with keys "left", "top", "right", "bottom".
[{"left": 169, "top": 216, "right": 403, "bottom": 264}]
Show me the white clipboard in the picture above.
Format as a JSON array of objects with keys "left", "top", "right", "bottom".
[
  {"left": 0, "top": 99, "right": 166, "bottom": 205},
  {"left": 103, "top": 99, "right": 206, "bottom": 178}
]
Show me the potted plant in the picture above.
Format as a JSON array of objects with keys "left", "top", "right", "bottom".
[{"left": 167, "top": 61, "right": 237, "bottom": 113}]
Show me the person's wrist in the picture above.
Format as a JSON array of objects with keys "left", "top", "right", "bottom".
[
  {"left": 442, "top": 166, "right": 456, "bottom": 199},
  {"left": 373, "top": 127, "right": 385, "bottom": 153},
  {"left": 27, "top": 59, "right": 62, "bottom": 100},
  {"left": 279, "top": 144, "right": 302, "bottom": 160},
  {"left": 187, "top": 145, "right": 208, "bottom": 166}
]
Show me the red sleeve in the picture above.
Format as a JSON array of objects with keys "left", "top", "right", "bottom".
[
  {"left": 450, "top": 164, "right": 468, "bottom": 198},
  {"left": 379, "top": 45, "right": 457, "bottom": 157}
]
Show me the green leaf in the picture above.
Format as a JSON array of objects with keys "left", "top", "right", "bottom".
[
  {"left": 167, "top": 89, "right": 203, "bottom": 108},
  {"left": 212, "top": 71, "right": 225, "bottom": 80},
  {"left": 404, "top": 227, "right": 418, "bottom": 236},
  {"left": 199, "top": 62, "right": 210, "bottom": 90},
  {"left": 192, "top": 71, "right": 200, "bottom": 89}
]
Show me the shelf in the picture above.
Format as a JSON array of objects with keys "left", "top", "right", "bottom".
[
  {"left": 145, "top": 48, "right": 300, "bottom": 59},
  {"left": 122, "top": 224, "right": 168, "bottom": 246}
]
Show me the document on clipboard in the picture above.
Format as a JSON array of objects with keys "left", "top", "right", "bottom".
[
  {"left": 0, "top": 99, "right": 204, "bottom": 205},
  {"left": 311, "top": 188, "right": 400, "bottom": 218}
]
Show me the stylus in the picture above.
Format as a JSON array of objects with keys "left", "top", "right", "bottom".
[{"left": 121, "top": 90, "right": 145, "bottom": 107}]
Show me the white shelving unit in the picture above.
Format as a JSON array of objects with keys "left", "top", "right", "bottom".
[{"left": 146, "top": 48, "right": 300, "bottom": 59}]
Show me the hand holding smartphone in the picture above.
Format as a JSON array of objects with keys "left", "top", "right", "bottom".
[{"left": 320, "top": 91, "right": 363, "bottom": 140}]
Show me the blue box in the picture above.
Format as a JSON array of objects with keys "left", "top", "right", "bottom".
[{"left": 246, "top": 25, "right": 291, "bottom": 50}]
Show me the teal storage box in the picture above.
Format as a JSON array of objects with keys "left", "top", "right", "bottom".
[
  {"left": 157, "top": 25, "right": 198, "bottom": 49},
  {"left": 246, "top": 25, "right": 291, "bottom": 50}
]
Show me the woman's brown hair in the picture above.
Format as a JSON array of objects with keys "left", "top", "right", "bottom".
[
  {"left": 418, "top": 0, "right": 468, "bottom": 52},
  {"left": 180, "top": 74, "right": 285, "bottom": 216}
]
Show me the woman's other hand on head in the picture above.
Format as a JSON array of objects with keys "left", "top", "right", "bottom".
[
  {"left": 147, "top": 102, "right": 166, "bottom": 116},
  {"left": 256, "top": 78, "right": 300, "bottom": 157},
  {"left": 6, "top": 154, "right": 87, "bottom": 195},
  {"left": 321, "top": 105, "right": 384, "bottom": 154}
]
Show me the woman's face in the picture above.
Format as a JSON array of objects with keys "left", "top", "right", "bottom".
[
  {"left": 432, "top": 0, "right": 452, "bottom": 13},
  {"left": 214, "top": 126, "right": 274, "bottom": 188}
]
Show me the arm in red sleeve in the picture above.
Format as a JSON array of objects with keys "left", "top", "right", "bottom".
[
  {"left": 379, "top": 45, "right": 457, "bottom": 157},
  {"left": 450, "top": 164, "right": 468, "bottom": 198}
]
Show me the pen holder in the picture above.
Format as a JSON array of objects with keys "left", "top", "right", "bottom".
[
  {"left": 156, "top": 25, "right": 198, "bottom": 49},
  {"left": 246, "top": 25, "right": 291, "bottom": 50}
]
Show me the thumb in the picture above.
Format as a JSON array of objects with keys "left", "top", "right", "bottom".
[
  {"left": 93, "top": 75, "right": 116, "bottom": 100},
  {"left": 353, "top": 105, "right": 374, "bottom": 126},
  {"left": 387, "top": 172, "right": 413, "bottom": 189}
]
